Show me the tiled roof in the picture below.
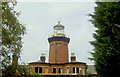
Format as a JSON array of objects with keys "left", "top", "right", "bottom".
[
  {"left": 29, "top": 61, "right": 49, "bottom": 64},
  {"left": 65, "top": 62, "right": 86, "bottom": 64},
  {"left": 29, "top": 61, "right": 86, "bottom": 65}
]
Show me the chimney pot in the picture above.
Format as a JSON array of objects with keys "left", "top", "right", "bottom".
[
  {"left": 40, "top": 53, "right": 45, "bottom": 62},
  {"left": 71, "top": 53, "right": 76, "bottom": 62}
]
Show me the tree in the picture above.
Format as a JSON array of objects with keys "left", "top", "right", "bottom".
[
  {"left": 1, "top": 2, "right": 26, "bottom": 68},
  {"left": 2, "top": 63, "right": 29, "bottom": 77},
  {"left": 89, "top": 2, "right": 120, "bottom": 77},
  {"left": 1, "top": 1, "right": 28, "bottom": 76}
]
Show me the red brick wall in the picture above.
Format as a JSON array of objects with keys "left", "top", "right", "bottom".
[
  {"left": 49, "top": 41, "right": 69, "bottom": 63},
  {"left": 29, "top": 63, "right": 86, "bottom": 75}
]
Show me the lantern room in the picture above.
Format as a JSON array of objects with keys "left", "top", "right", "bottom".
[{"left": 53, "top": 21, "right": 65, "bottom": 36}]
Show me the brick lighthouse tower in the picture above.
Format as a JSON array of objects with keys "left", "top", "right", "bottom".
[
  {"left": 29, "top": 21, "right": 86, "bottom": 75},
  {"left": 48, "top": 21, "right": 70, "bottom": 63}
]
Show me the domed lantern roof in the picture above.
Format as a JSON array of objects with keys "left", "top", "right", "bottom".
[{"left": 53, "top": 21, "right": 65, "bottom": 30}]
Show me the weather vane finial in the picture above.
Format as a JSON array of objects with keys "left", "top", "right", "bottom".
[{"left": 57, "top": 14, "right": 62, "bottom": 24}]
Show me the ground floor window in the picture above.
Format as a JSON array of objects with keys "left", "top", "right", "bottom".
[
  {"left": 35, "top": 67, "right": 42, "bottom": 73},
  {"left": 39, "top": 67, "right": 42, "bottom": 73},
  {"left": 67, "top": 67, "right": 69, "bottom": 74},
  {"left": 82, "top": 67, "right": 85, "bottom": 75},
  {"left": 76, "top": 67, "right": 79, "bottom": 73},
  {"left": 35, "top": 67, "right": 38, "bottom": 73},
  {"left": 79, "top": 67, "right": 81, "bottom": 71},
  {"left": 72, "top": 67, "right": 79, "bottom": 74},
  {"left": 58, "top": 68, "right": 63, "bottom": 73},
  {"left": 52, "top": 68, "right": 56, "bottom": 73},
  {"left": 72, "top": 67, "right": 75, "bottom": 73}
]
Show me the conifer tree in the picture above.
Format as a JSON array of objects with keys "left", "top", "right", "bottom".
[{"left": 89, "top": 2, "right": 120, "bottom": 77}]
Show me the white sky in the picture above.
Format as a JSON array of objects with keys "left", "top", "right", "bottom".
[
  {"left": 14, "top": 1, "right": 96, "bottom": 65},
  {"left": 16, "top": 0, "right": 95, "bottom": 2}
]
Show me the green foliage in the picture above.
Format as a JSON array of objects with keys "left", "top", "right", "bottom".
[
  {"left": 85, "top": 73, "right": 92, "bottom": 77},
  {"left": 31, "top": 72, "right": 40, "bottom": 75},
  {"left": 1, "top": 2, "right": 26, "bottom": 68},
  {"left": 2, "top": 63, "right": 29, "bottom": 77},
  {"left": 1, "top": 2, "right": 27, "bottom": 77},
  {"left": 89, "top": 2, "right": 120, "bottom": 77}
]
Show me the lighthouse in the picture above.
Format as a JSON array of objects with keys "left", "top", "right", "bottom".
[
  {"left": 48, "top": 21, "right": 70, "bottom": 63},
  {"left": 29, "top": 21, "right": 86, "bottom": 75}
]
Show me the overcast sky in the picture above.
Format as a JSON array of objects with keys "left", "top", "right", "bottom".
[{"left": 15, "top": 0, "right": 96, "bottom": 65}]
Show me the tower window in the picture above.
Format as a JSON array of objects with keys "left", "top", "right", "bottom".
[
  {"left": 52, "top": 68, "right": 56, "bottom": 73},
  {"left": 35, "top": 67, "right": 38, "bottom": 73},
  {"left": 64, "top": 43, "right": 67, "bottom": 46},
  {"left": 39, "top": 67, "right": 42, "bottom": 73},
  {"left": 56, "top": 43, "right": 62, "bottom": 46}
]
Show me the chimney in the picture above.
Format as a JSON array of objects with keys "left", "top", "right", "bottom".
[
  {"left": 40, "top": 53, "right": 46, "bottom": 62},
  {"left": 71, "top": 53, "right": 76, "bottom": 62}
]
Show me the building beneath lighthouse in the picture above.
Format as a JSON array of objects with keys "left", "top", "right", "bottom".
[{"left": 29, "top": 21, "right": 86, "bottom": 76}]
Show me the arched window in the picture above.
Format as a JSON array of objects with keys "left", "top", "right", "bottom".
[
  {"left": 76, "top": 67, "right": 79, "bottom": 73},
  {"left": 58, "top": 68, "right": 63, "bottom": 73},
  {"left": 39, "top": 67, "right": 42, "bottom": 73},
  {"left": 72, "top": 67, "right": 79, "bottom": 74},
  {"left": 72, "top": 67, "right": 75, "bottom": 73},
  {"left": 82, "top": 67, "right": 85, "bottom": 75},
  {"left": 66, "top": 67, "right": 69, "bottom": 74},
  {"left": 35, "top": 67, "right": 38, "bottom": 73}
]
